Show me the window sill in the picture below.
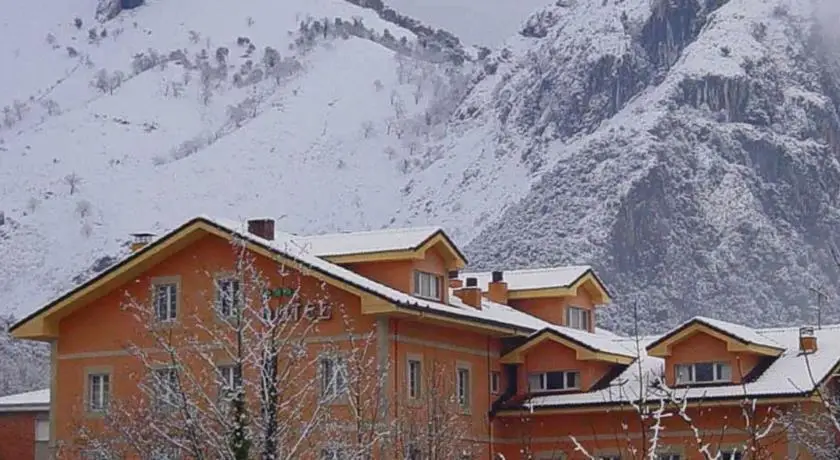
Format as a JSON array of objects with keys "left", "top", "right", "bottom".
[
  {"left": 151, "top": 319, "right": 178, "bottom": 329},
  {"left": 529, "top": 388, "right": 581, "bottom": 395},
  {"left": 84, "top": 409, "right": 108, "bottom": 419},
  {"left": 412, "top": 293, "right": 442, "bottom": 302}
]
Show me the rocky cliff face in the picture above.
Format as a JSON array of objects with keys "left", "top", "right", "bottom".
[{"left": 461, "top": 0, "right": 840, "bottom": 333}]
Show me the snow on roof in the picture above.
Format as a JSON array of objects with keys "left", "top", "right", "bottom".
[
  {"left": 211, "top": 217, "right": 628, "bottom": 357},
  {"left": 0, "top": 389, "right": 50, "bottom": 412},
  {"left": 526, "top": 324, "right": 840, "bottom": 409},
  {"left": 460, "top": 266, "right": 592, "bottom": 291},
  {"left": 447, "top": 292, "right": 633, "bottom": 357},
  {"left": 207, "top": 217, "right": 531, "bottom": 332},
  {"left": 287, "top": 226, "right": 443, "bottom": 257},
  {"left": 691, "top": 316, "right": 784, "bottom": 350}
]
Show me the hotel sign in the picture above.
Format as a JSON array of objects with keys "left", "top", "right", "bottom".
[{"left": 264, "top": 287, "right": 332, "bottom": 322}]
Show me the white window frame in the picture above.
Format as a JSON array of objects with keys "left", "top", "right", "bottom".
[
  {"left": 320, "top": 355, "right": 348, "bottom": 400},
  {"left": 218, "top": 364, "right": 242, "bottom": 397},
  {"left": 456, "top": 364, "right": 471, "bottom": 410},
  {"left": 720, "top": 451, "right": 742, "bottom": 460},
  {"left": 528, "top": 370, "right": 581, "bottom": 392},
  {"left": 674, "top": 362, "right": 732, "bottom": 385},
  {"left": 320, "top": 446, "right": 348, "bottom": 460},
  {"left": 490, "top": 371, "right": 501, "bottom": 394},
  {"left": 154, "top": 282, "right": 178, "bottom": 322},
  {"left": 87, "top": 373, "right": 110, "bottom": 413},
  {"left": 565, "top": 306, "right": 589, "bottom": 331},
  {"left": 216, "top": 278, "right": 242, "bottom": 317},
  {"left": 154, "top": 367, "right": 179, "bottom": 410},
  {"left": 412, "top": 271, "right": 441, "bottom": 300},
  {"left": 407, "top": 358, "right": 422, "bottom": 400}
]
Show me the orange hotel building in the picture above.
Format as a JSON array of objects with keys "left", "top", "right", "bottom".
[{"left": 9, "top": 216, "right": 840, "bottom": 459}]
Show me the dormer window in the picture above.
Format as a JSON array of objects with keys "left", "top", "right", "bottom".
[
  {"left": 566, "top": 306, "right": 590, "bottom": 331},
  {"left": 413, "top": 271, "right": 441, "bottom": 300},
  {"left": 675, "top": 362, "right": 732, "bottom": 385},
  {"left": 528, "top": 370, "right": 580, "bottom": 392}
]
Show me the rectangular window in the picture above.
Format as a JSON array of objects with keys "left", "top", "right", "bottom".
[
  {"left": 490, "top": 371, "right": 501, "bottom": 394},
  {"left": 320, "top": 356, "right": 348, "bottom": 400},
  {"left": 82, "top": 450, "right": 114, "bottom": 460},
  {"left": 407, "top": 359, "right": 422, "bottom": 399},
  {"left": 675, "top": 362, "right": 732, "bottom": 384},
  {"left": 565, "top": 306, "right": 590, "bottom": 330},
  {"left": 456, "top": 366, "right": 471, "bottom": 409},
  {"left": 151, "top": 447, "right": 181, "bottom": 460},
  {"left": 412, "top": 271, "right": 441, "bottom": 300},
  {"left": 154, "top": 367, "right": 179, "bottom": 409},
  {"left": 598, "top": 456, "right": 621, "bottom": 460},
  {"left": 87, "top": 373, "right": 110, "bottom": 412},
  {"left": 528, "top": 371, "right": 581, "bottom": 392},
  {"left": 216, "top": 278, "right": 242, "bottom": 317},
  {"left": 720, "top": 452, "right": 742, "bottom": 460},
  {"left": 154, "top": 283, "right": 178, "bottom": 321},
  {"left": 320, "top": 447, "right": 348, "bottom": 460},
  {"left": 655, "top": 455, "right": 681, "bottom": 460},
  {"left": 219, "top": 364, "right": 242, "bottom": 397}
]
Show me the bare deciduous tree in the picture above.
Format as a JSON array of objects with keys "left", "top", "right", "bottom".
[
  {"left": 65, "top": 237, "right": 387, "bottom": 460},
  {"left": 64, "top": 173, "right": 82, "bottom": 195}
]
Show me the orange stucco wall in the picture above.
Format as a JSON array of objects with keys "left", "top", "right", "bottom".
[
  {"left": 43, "top": 230, "right": 824, "bottom": 460},
  {"left": 520, "top": 340, "right": 613, "bottom": 393},
  {"left": 509, "top": 293, "right": 595, "bottom": 331},
  {"left": 665, "top": 332, "right": 763, "bottom": 385},
  {"left": 53, "top": 234, "right": 371, "bottom": 458},
  {"left": 342, "top": 244, "right": 450, "bottom": 303},
  {"left": 493, "top": 403, "right": 812, "bottom": 460},
  {"left": 386, "top": 318, "right": 502, "bottom": 457}
]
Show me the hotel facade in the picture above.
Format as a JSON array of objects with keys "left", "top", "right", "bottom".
[{"left": 9, "top": 216, "right": 840, "bottom": 459}]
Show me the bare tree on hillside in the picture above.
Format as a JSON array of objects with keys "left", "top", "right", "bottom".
[
  {"left": 64, "top": 173, "right": 82, "bottom": 195},
  {"left": 63, "top": 236, "right": 382, "bottom": 459}
]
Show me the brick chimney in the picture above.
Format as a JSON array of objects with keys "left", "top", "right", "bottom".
[
  {"left": 799, "top": 326, "right": 817, "bottom": 354},
  {"left": 130, "top": 232, "right": 155, "bottom": 253},
  {"left": 487, "top": 270, "right": 508, "bottom": 304},
  {"left": 448, "top": 270, "right": 463, "bottom": 289},
  {"left": 247, "top": 218, "right": 275, "bottom": 241},
  {"left": 454, "top": 277, "right": 482, "bottom": 309}
]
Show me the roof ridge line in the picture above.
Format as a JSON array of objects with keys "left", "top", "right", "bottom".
[{"left": 294, "top": 226, "right": 443, "bottom": 239}]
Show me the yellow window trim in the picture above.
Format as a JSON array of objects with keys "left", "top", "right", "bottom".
[
  {"left": 504, "top": 272, "right": 612, "bottom": 304},
  {"left": 500, "top": 330, "right": 634, "bottom": 365},
  {"left": 647, "top": 322, "right": 785, "bottom": 358},
  {"left": 321, "top": 232, "right": 467, "bottom": 269}
]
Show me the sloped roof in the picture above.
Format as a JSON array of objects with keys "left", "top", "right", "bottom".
[
  {"left": 522, "top": 323, "right": 840, "bottom": 410},
  {"left": 0, "top": 389, "right": 50, "bottom": 412},
  {"left": 446, "top": 293, "right": 633, "bottom": 359},
  {"left": 646, "top": 315, "right": 786, "bottom": 357},
  {"left": 460, "top": 266, "right": 593, "bottom": 291},
  {"left": 288, "top": 226, "right": 444, "bottom": 257},
  {"left": 11, "top": 217, "right": 484, "bottom": 338}
]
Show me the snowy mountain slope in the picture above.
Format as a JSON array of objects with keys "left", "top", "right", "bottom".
[
  {"left": 444, "top": 0, "right": 840, "bottom": 332},
  {"left": 0, "top": 0, "right": 472, "bottom": 320},
  {"left": 4, "top": 0, "right": 840, "bottom": 396},
  {"left": 384, "top": 0, "right": 551, "bottom": 46}
]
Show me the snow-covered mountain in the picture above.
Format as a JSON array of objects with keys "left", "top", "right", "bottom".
[{"left": 3, "top": 0, "right": 840, "bottom": 394}]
